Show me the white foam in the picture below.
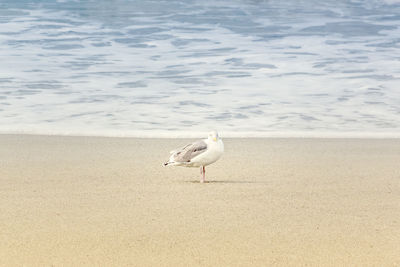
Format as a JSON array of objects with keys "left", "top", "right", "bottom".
[{"left": 1, "top": 127, "right": 399, "bottom": 139}]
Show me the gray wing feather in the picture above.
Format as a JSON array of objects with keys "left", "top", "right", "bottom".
[
  {"left": 170, "top": 143, "right": 191, "bottom": 154},
  {"left": 173, "top": 140, "right": 207, "bottom": 162}
]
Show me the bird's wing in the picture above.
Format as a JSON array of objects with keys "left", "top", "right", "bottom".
[
  {"left": 172, "top": 140, "right": 208, "bottom": 162},
  {"left": 170, "top": 143, "right": 191, "bottom": 154}
]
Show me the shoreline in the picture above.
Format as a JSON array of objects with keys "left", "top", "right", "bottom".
[
  {"left": 1, "top": 131, "right": 400, "bottom": 139},
  {"left": 1, "top": 135, "right": 400, "bottom": 266}
]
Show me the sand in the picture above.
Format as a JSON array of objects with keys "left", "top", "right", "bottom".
[{"left": 0, "top": 135, "right": 400, "bottom": 266}]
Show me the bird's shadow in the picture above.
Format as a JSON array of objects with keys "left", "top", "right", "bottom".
[{"left": 183, "top": 180, "right": 268, "bottom": 184}]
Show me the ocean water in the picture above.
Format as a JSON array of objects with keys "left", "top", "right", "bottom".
[{"left": 0, "top": 0, "right": 400, "bottom": 137}]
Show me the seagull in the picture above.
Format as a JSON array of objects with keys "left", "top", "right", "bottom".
[{"left": 164, "top": 131, "right": 224, "bottom": 183}]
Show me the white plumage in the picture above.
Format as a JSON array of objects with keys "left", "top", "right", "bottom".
[{"left": 164, "top": 131, "right": 224, "bottom": 183}]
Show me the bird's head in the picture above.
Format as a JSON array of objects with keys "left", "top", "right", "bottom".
[{"left": 208, "top": 131, "right": 219, "bottom": 142}]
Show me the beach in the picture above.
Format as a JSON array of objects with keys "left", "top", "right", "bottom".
[{"left": 1, "top": 134, "right": 400, "bottom": 266}]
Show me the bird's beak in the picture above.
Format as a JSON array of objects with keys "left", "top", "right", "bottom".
[{"left": 213, "top": 137, "right": 217, "bottom": 142}]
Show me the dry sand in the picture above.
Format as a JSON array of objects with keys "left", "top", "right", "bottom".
[{"left": 0, "top": 135, "right": 400, "bottom": 266}]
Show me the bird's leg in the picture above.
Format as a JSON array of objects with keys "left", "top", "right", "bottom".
[{"left": 200, "top": 166, "right": 206, "bottom": 183}]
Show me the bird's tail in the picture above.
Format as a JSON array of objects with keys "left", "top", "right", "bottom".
[
  {"left": 164, "top": 153, "right": 177, "bottom": 166},
  {"left": 164, "top": 160, "right": 180, "bottom": 166}
]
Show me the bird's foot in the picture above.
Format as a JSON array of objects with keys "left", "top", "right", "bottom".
[{"left": 200, "top": 178, "right": 208, "bottom": 183}]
